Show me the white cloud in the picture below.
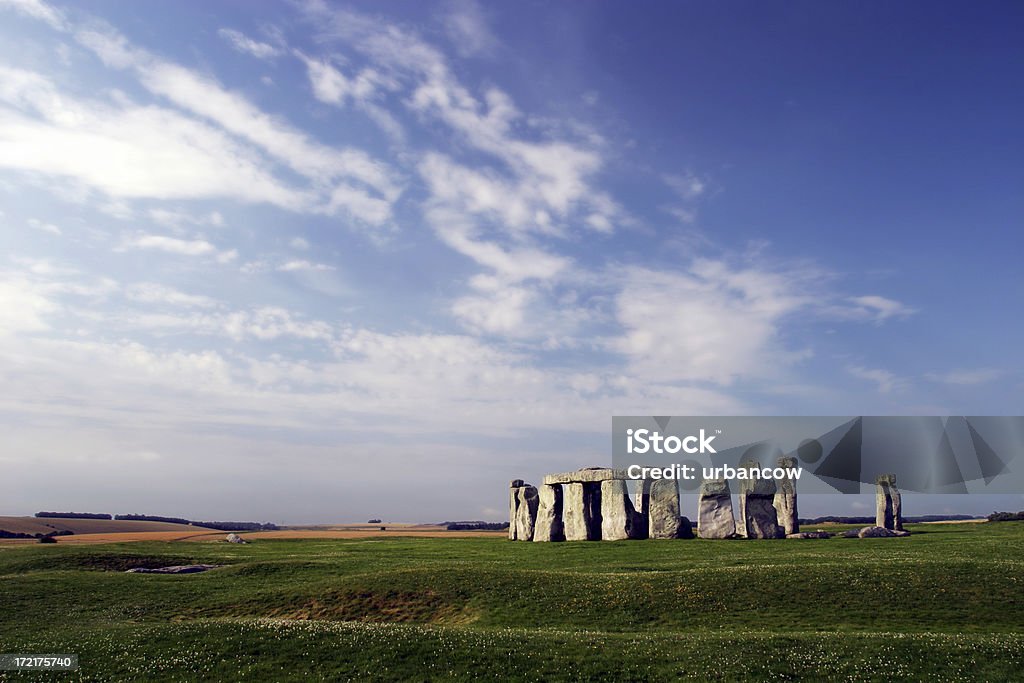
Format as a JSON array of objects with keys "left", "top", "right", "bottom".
[
  {"left": 294, "top": 51, "right": 405, "bottom": 143},
  {"left": 277, "top": 259, "right": 334, "bottom": 272},
  {"left": 846, "top": 295, "right": 915, "bottom": 323},
  {"left": 664, "top": 171, "right": 707, "bottom": 200},
  {"left": 148, "top": 208, "right": 225, "bottom": 229},
  {"left": 0, "top": 276, "right": 56, "bottom": 334},
  {"left": 289, "top": 237, "right": 310, "bottom": 250},
  {"left": 452, "top": 285, "right": 531, "bottom": 336},
  {"left": 847, "top": 365, "right": 904, "bottom": 394},
  {"left": 28, "top": 218, "right": 61, "bottom": 235},
  {"left": 76, "top": 29, "right": 401, "bottom": 197},
  {"left": 442, "top": 0, "right": 498, "bottom": 58},
  {"left": 609, "top": 260, "right": 814, "bottom": 385},
  {"left": 0, "top": 66, "right": 312, "bottom": 209},
  {"left": 122, "top": 234, "right": 217, "bottom": 256},
  {"left": 65, "top": 22, "right": 403, "bottom": 228},
  {"left": 217, "top": 28, "right": 283, "bottom": 60},
  {"left": 0, "top": 0, "right": 66, "bottom": 30},
  {"left": 126, "top": 283, "right": 218, "bottom": 308},
  {"left": 925, "top": 368, "right": 1001, "bottom": 386},
  {"left": 325, "top": 183, "right": 393, "bottom": 226}
]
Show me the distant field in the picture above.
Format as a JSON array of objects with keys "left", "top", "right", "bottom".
[
  {"left": 0, "top": 518, "right": 506, "bottom": 545},
  {"left": 0, "top": 516, "right": 215, "bottom": 536},
  {"left": 1, "top": 522, "right": 1023, "bottom": 681}
]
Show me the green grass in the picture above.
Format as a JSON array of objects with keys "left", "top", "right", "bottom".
[{"left": 1, "top": 523, "right": 1023, "bottom": 681}]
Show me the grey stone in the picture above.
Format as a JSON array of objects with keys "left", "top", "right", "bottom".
[
  {"left": 786, "top": 531, "right": 832, "bottom": 539},
  {"left": 738, "top": 461, "right": 783, "bottom": 539},
  {"left": 773, "top": 456, "right": 799, "bottom": 535},
  {"left": 563, "top": 482, "right": 601, "bottom": 541},
  {"left": 858, "top": 525, "right": 897, "bottom": 538},
  {"left": 644, "top": 479, "right": 690, "bottom": 539},
  {"left": 127, "top": 564, "right": 220, "bottom": 574},
  {"left": 892, "top": 529, "right": 911, "bottom": 537},
  {"left": 509, "top": 479, "right": 525, "bottom": 488},
  {"left": 891, "top": 483, "right": 903, "bottom": 531},
  {"left": 508, "top": 485, "right": 520, "bottom": 540},
  {"left": 875, "top": 474, "right": 903, "bottom": 530},
  {"left": 514, "top": 485, "right": 539, "bottom": 541},
  {"left": 226, "top": 533, "right": 246, "bottom": 544},
  {"left": 600, "top": 479, "right": 645, "bottom": 540},
  {"left": 697, "top": 478, "right": 736, "bottom": 539},
  {"left": 533, "top": 484, "right": 565, "bottom": 542},
  {"left": 543, "top": 468, "right": 628, "bottom": 486},
  {"left": 838, "top": 529, "right": 861, "bottom": 538}
]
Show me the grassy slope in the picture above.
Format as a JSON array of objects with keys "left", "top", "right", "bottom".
[{"left": 1, "top": 523, "right": 1022, "bottom": 681}]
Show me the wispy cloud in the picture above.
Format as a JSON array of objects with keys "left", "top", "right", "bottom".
[
  {"left": 925, "top": 368, "right": 1001, "bottom": 385},
  {"left": 217, "top": 28, "right": 283, "bottom": 60},
  {"left": 847, "top": 365, "right": 905, "bottom": 393},
  {"left": 442, "top": 0, "right": 498, "bottom": 58},
  {"left": 845, "top": 295, "right": 915, "bottom": 323}
]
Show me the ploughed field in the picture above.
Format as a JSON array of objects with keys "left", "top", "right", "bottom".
[{"left": 1, "top": 523, "right": 1023, "bottom": 681}]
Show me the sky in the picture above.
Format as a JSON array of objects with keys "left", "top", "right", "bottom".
[{"left": 0, "top": 0, "right": 1021, "bottom": 523}]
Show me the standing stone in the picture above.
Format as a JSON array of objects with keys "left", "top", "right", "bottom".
[
  {"left": 514, "top": 485, "right": 539, "bottom": 541},
  {"left": 533, "top": 484, "right": 565, "bottom": 542},
  {"left": 564, "top": 482, "right": 601, "bottom": 541},
  {"left": 600, "top": 479, "right": 645, "bottom": 540},
  {"left": 645, "top": 479, "right": 690, "bottom": 539},
  {"left": 875, "top": 474, "right": 902, "bottom": 530},
  {"left": 890, "top": 478, "right": 903, "bottom": 531},
  {"left": 697, "top": 478, "right": 736, "bottom": 539},
  {"left": 508, "top": 479, "right": 525, "bottom": 540},
  {"left": 738, "top": 461, "right": 783, "bottom": 539},
  {"left": 773, "top": 456, "right": 799, "bottom": 535}
]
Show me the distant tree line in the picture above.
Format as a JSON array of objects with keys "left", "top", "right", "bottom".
[
  {"left": 0, "top": 529, "right": 74, "bottom": 539},
  {"left": 115, "top": 515, "right": 278, "bottom": 531},
  {"left": 33, "top": 512, "right": 279, "bottom": 530},
  {"left": 446, "top": 521, "right": 509, "bottom": 531},
  {"left": 988, "top": 511, "right": 1024, "bottom": 522},
  {"left": 35, "top": 512, "right": 111, "bottom": 520}
]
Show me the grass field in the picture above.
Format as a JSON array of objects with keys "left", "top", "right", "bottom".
[{"left": 1, "top": 522, "right": 1023, "bottom": 681}]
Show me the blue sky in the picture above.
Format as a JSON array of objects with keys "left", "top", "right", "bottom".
[{"left": 1, "top": 0, "right": 1021, "bottom": 522}]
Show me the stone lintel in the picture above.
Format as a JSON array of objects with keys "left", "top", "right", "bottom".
[{"left": 543, "top": 467, "right": 628, "bottom": 485}]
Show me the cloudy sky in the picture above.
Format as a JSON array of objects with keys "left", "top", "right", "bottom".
[{"left": 1, "top": 0, "right": 1021, "bottom": 523}]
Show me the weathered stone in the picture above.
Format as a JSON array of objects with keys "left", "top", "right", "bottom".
[
  {"left": 891, "top": 482, "right": 903, "bottom": 531},
  {"left": 563, "top": 482, "right": 601, "bottom": 540},
  {"left": 226, "top": 533, "right": 246, "bottom": 544},
  {"left": 509, "top": 479, "right": 525, "bottom": 488},
  {"left": 543, "top": 468, "right": 628, "bottom": 486},
  {"left": 514, "top": 485, "right": 539, "bottom": 541},
  {"left": 697, "top": 478, "right": 736, "bottom": 539},
  {"left": 127, "top": 564, "right": 220, "bottom": 574},
  {"left": 786, "top": 531, "right": 831, "bottom": 539},
  {"left": 508, "top": 484, "right": 520, "bottom": 540},
  {"left": 773, "top": 456, "right": 799, "bottom": 535},
  {"left": 644, "top": 478, "right": 690, "bottom": 539},
  {"left": 858, "top": 525, "right": 897, "bottom": 538},
  {"left": 875, "top": 474, "right": 894, "bottom": 529},
  {"left": 533, "top": 484, "right": 565, "bottom": 542},
  {"left": 838, "top": 529, "right": 861, "bottom": 538},
  {"left": 601, "top": 479, "right": 645, "bottom": 540},
  {"left": 892, "top": 529, "right": 911, "bottom": 537},
  {"left": 738, "top": 461, "right": 783, "bottom": 539}
]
